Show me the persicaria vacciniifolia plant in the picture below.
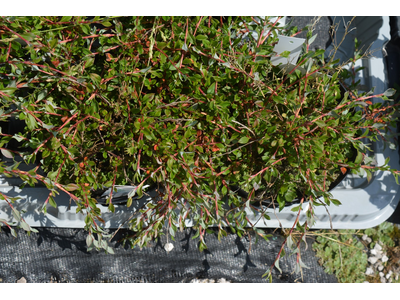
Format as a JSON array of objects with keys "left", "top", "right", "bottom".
[{"left": 0, "top": 16, "right": 399, "bottom": 279}]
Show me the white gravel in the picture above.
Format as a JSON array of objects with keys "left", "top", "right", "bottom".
[
  {"left": 364, "top": 236, "right": 399, "bottom": 283},
  {"left": 368, "top": 256, "right": 379, "bottom": 265},
  {"left": 164, "top": 243, "right": 174, "bottom": 252},
  {"left": 16, "top": 277, "right": 26, "bottom": 283},
  {"left": 374, "top": 243, "right": 383, "bottom": 251}
]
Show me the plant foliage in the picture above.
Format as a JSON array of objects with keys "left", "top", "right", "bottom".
[
  {"left": 312, "top": 229, "right": 368, "bottom": 283},
  {"left": 0, "top": 16, "right": 399, "bottom": 277},
  {"left": 312, "top": 223, "right": 400, "bottom": 283}
]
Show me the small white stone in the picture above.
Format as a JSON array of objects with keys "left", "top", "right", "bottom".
[
  {"left": 379, "top": 272, "right": 384, "bottom": 278},
  {"left": 191, "top": 279, "right": 199, "bottom": 283},
  {"left": 380, "top": 277, "right": 387, "bottom": 283},
  {"left": 363, "top": 281, "right": 369, "bottom": 283},
  {"left": 164, "top": 243, "right": 174, "bottom": 252},
  {"left": 388, "top": 270, "right": 393, "bottom": 276},
  {"left": 389, "top": 278, "right": 393, "bottom": 283},
  {"left": 386, "top": 273, "right": 392, "bottom": 280},
  {"left": 217, "top": 278, "right": 227, "bottom": 283},
  {"left": 370, "top": 249, "right": 383, "bottom": 258},
  {"left": 374, "top": 243, "right": 382, "bottom": 251},
  {"left": 208, "top": 279, "right": 215, "bottom": 283},
  {"left": 362, "top": 234, "right": 368, "bottom": 241},
  {"left": 396, "top": 274, "right": 399, "bottom": 281},
  {"left": 365, "top": 267, "right": 375, "bottom": 275},
  {"left": 368, "top": 256, "right": 379, "bottom": 264},
  {"left": 16, "top": 277, "right": 26, "bottom": 283},
  {"left": 378, "top": 264, "right": 384, "bottom": 271},
  {"left": 382, "top": 255, "right": 389, "bottom": 263}
]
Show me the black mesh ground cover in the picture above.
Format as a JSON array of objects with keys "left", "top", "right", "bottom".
[{"left": 0, "top": 227, "right": 337, "bottom": 283}]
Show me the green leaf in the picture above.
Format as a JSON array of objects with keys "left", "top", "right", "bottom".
[
  {"left": 330, "top": 199, "right": 341, "bottom": 206},
  {"left": 10, "top": 227, "right": 17, "bottom": 238},
  {"left": 90, "top": 73, "right": 101, "bottom": 84},
  {"left": 196, "top": 35, "right": 207, "bottom": 40},
  {"left": 13, "top": 134, "right": 25, "bottom": 142},
  {"left": 354, "top": 151, "right": 363, "bottom": 165},
  {"left": 12, "top": 209, "right": 21, "bottom": 222},
  {"left": 305, "top": 58, "right": 313, "bottom": 73},
  {"left": 299, "top": 257, "right": 309, "bottom": 269},
  {"left": 41, "top": 123, "right": 54, "bottom": 131},
  {"left": 85, "top": 57, "right": 95, "bottom": 68},
  {"left": 1, "top": 87, "right": 18, "bottom": 95},
  {"left": 222, "top": 185, "right": 228, "bottom": 195},
  {"left": 291, "top": 205, "right": 301, "bottom": 212},
  {"left": 64, "top": 183, "right": 79, "bottom": 191},
  {"left": 37, "top": 90, "right": 48, "bottom": 102},
  {"left": 143, "top": 93, "right": 155, "bottom": 102},
  {"left": 354, "top": 101, "right": 368, "bottom": 107},
  {"left": 157, "top": 42, "right": 167, "bottom": 50},
  {"left": 207, "top": 82, "right": 216, "bottom": 95},
  {"left": 308, "top": 34, "right": 317, "bottom": 45},
  {"left": 1, "top": 148, "right": 14, "bottom": 159},
  {"left": 238, "top": 137, "right": 249, "bottom": 144},
  {"left": 137, "top": 43, "right": 144, "bottom": 54},
  {"left": 86, "top": 234, "right": 93, "bottom": 247},
  {"left": 384, "top": 88, "right": 396, "bottom": 97},
  {"left": 140, "top": 66, "right": 152, "bottom": 73},
  {"left": 313, "top": 140, "right": 324, "bottom": 154},
  {"left": 280, "top": 50, "right": 290, "bottom": 58},
  {"left": 60, "top": 16, "right": 73, "bottom": 22},
  {"left": 102, "top": 21, "right": 113, "bottom": 27},
  {"left": 169, "top": 225, "right": 175, "bottom": 237},
  {"left": 48, "top": 196, "right": 57, "bottom": 208},
  {"left": 127, "top": 186, "right": 138, "bottom": 199},
  {"left": 26, "top": 114, "right": 37, "bottom": 131},
  {"left": 81, "top": 24, "right": 90, "bottom": 35},
  {"left": 274, "top": 257, "right": 282, "bottom": 274},
  {"left": 20, "top": 221, "right": 31, "bottom": 232},
  {"left": 136, "top": 183, "right": 144, "bottom": 198},
  {"left": 167, "top": 158, "right": 174, "bottom": 169},
  {"left": 20, "top": 32, "right": 36, "bottom": 42},
  {"left": 277, "top": 194, "right": 286, "bottom": 211},
  {"left": 47, "top": 170, "right": 58, "bottom": 180}
]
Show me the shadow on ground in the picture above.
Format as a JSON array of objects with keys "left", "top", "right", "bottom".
[{"left": 0, "top": 227, "right": 337, "bottom": 283}]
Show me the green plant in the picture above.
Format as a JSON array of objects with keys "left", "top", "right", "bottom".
[
  {"left": 311, "top": 223, "right": 400, "bottom": 283},
  {"left": 0, "top": 16, "right": 399, "bottom": 279},
  {"left": 311, "top": 229, "right": 368, "bottom": 283},
  {"left": 364, "top": 220, "right": 396, "bottom": 248}
]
